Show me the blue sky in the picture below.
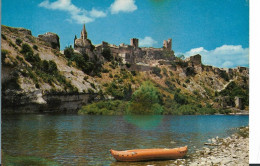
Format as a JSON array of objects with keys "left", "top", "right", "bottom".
[{"left": 1, "top": 0, "right": 249, "bottom": 68}]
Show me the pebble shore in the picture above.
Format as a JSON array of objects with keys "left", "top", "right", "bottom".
[{"left": 170, "top": 126, "right": 249, "bottom": 166}]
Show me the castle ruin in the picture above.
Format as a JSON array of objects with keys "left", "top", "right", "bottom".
[
  {"left": 73, "top": 24, "right": 175, "bottom": 65},
  {"left": 163, "top": 38, "right": 172, "bottom": 51},
  {"left": 130, "top": 38, "right": 139, "bottom": 48}
]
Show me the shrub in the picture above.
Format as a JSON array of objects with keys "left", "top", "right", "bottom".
[
  {"left": 102, "top": 48, "right": 113, "bottom": 61},
  {"left": 90, "top": 83, "right": 96, "bottom": 89},
  {"left": 102, "top": 68, "right": 109, "bottom": 73},
  {"left": 128, "top": 81, "right": 163, "bottom": 114},
  {"left": 1, "top": 34, "right": 7, "bottom": 40},
  {"left": 186, "top": 67, "right": 196, "bottom": 76},
  {"left": 151, "top": 66, "right": 162, "bottom": 78},
  {"left": 109, "top": 73, "right": 113, "bottom": 78},
  {"left": 20, "top": 43, "right": 33, "bottom": 55},
  {"left": 131, "top": 71, "right": 137, "bottom": 76},
  {"left": 125, "top": 63, "right": 131, "bottom": 68},
  {"left": 33, "top": 45, "right": 38, "bottom": 50},
  {"left": 165, "top": 79, "right": 176, "bottom": 91},
  {"left": 219, "top": 70, "right": 230, "bottom": 81},
  {"left": 1, "top": 49, "right": 9, "bottom": 61},
  {"left": 64, "top": 46, "right": 74, "bottom": 59},
  {"left": 174, "top": 93, "right": 188, "bottom": 105},
  {"left": 24, "top": 53, "right": 41, "bottom": 64},
  {"left": 15, "top": 38, "right": 22, "bottom": 46},
  {"left": 162, "top": 68, "right": 168, "bottom": 77}
]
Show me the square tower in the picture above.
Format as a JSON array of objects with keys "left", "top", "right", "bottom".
[
  {"left": 163, "top": 38, "right": 172, "bottom": 51},
  {"left": 130, "top": 38, "right": 139, "bottom": 48}
]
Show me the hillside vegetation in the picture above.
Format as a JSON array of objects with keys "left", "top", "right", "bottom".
[{"left": 1, "top": 25, "right": 249, "bottom": 114}]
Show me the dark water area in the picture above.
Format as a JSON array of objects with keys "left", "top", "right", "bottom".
[{"left": 2, "top": 114, "right": 248, "bottom": 165}]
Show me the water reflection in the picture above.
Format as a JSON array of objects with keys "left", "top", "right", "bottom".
[
  {"left": 124, "top": 115, "right": 163, "bottom": 130},
  {"left": 2, "top": 114, "right": 248, "bottom": 165}
]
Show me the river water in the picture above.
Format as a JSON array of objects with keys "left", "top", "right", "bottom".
[{"left": 2, "top": 114, "right": 248, "bottom": 165}]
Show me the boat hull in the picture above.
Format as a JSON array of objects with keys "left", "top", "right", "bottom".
[{"left": 110, "top": 146, "right": 188, "bottom": 162}]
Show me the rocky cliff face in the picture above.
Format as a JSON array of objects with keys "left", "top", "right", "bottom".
[
  {"left": 1, "top": 25, "right": 99, "bottom": 113},
  {"left": 38, "top": 32, "right": 60, "bottom": 50},
  {"left": 1, "top": 25, "right": 249, "bottom": 113}
]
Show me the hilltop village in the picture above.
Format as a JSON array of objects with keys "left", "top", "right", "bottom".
[
  {"left": 73, "top": 24, "right": 174, "bottom": 67},
  {"left": 1, "top": 24, "right": 249, "bottom": 114}
]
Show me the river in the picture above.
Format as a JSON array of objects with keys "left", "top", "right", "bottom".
[{"left": 2, "top": 114, "right": 248, "bottom": 165}]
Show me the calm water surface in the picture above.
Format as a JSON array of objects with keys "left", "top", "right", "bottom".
[{"left": 2, "top": 114, "right": 248, "bottom": 165}]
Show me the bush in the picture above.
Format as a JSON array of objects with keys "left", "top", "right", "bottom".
[
  {"left": 78, "top": 100, "right": 128, "bottom": 115},
  {"left": 186, "top": 67, "right": 196, "bottom": 76},
  {"left": 151, "top": 66, "right": 162, "bottom": 78},
  {"left": 109, "top": 73, "right": 113, "bottom": 78},
  {"left": 20, "top": 43, "right": 33, "bottom": 55},
  {"left": 174, "top": 93, "right": 188, "bottom": 105},
  {"left": 64, "top": 46, "right": 74, "bottom": 59},
  {"left": 128, "top": 81, "right": 163, "bottom": 114},
  {"left": 125, "top": 63, "right": 131, "bottom": 68},
  {"left": 24, "top": 53, "right": 41, "bottom": 64},
  {"left": 162, "top": 68, "right": 168, "bottom": 77},
  {"left": 131, "top": 71, "right": 137, "bottom": 76},
  {"left": 1, "top": 34, "right": 7, "bottom": 40},
  {"left": 165, "top": 79, "right": 176, "bottom": 91},
  {"left": 219, "top": 70, "right": 229, "bottom": 81},
  {"left": 15, "top": 38, "right": 22, "bottom": 46},
  {"left": 33, "top": 45, "right": 38, "bottom": 50},
  {"left": 102, "top": 48, "right": 113, "bottom": 61},
  {"left": 1, "top": 49, "right": 9, "bottom": 61}
]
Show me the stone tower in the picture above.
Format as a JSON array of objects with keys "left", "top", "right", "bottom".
[
  {"left": 163, "top": 38, "right": 172, "bottom": 51},
  {"left": 130, "top": 38, "right": 139, "bottom": 48},
  {"left": 81, "top": 24, "right": 87, "bottom": 40}
]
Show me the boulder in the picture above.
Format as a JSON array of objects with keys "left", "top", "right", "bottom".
[
  {"left": 38, "top": 32, "right": 60, "bottom": 50},
  {"left": 17, "top": 28, "right": 32, "bottom": 35}
]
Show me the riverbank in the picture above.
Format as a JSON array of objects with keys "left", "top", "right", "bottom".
[{"left": 170, "top": 126, "right": 249, "bottom": 166}]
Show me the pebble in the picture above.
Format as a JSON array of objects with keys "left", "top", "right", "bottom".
[{"left": 169, "top": 126, "right": 249, "bottom": 166}]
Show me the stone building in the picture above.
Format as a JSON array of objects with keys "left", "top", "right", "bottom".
[
  {"left": 73, "top": 24, "right": 175, "bottom": 65},
  {"left": 130, "top": 38, "right": 139, "bottom": 48},
  {"left": 74, "top": 24, "right": 97, "bottom": 59},
  {"left": 163, "top": 38, "right": 172, "bottom": 51},
  {"left": 235, "top": 96, "right": 243, "bottom": 110}
]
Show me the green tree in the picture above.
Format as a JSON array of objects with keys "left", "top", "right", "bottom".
[
  {"left": 102, "top": 48, "right": 113, "bottom": 61},
  {"left": 64, "top": 46, "right": 74, "bottom": 59},
  {"left": 128, "top": 81, "right": 163, "bottom": 114}
]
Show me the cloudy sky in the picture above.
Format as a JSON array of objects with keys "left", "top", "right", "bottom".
[{"left": 2, "top": 0, "right": 249, "bottom": 68}]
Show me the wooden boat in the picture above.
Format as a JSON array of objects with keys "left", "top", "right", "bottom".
[{"left": 110, "top": 146, "right": 188, "bottom": 162}]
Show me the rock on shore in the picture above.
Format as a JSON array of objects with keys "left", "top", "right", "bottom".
[{"left": 169, "top": 126, "right": 249, "bottom": 166}]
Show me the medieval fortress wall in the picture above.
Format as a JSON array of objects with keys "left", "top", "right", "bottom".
[
  {"left": 73, "top": 25, "right": 174, "bottom": 66},
  {"left": 72, "top": 25, "right": 249, "bottom": 75}
]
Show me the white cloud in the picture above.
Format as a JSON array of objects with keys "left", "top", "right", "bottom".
[
  {"left": 39, "top": 0, "right": 106, "bottom": 24},
  {"left": 110, "top": 0, "right": 137, "bottom": 14},
  {"left": 90, "top": 8, "right": 106, "bottom": 18},
  {"left": 139, "top": 37, "right": 158, "bottom": 47},
  {"left": 178, "top": 45, "right": 249, "bottom": 68}
]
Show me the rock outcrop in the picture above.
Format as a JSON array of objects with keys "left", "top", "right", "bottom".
[
  {"left": 17, "top": 27, "right": 32, "bottom": 36},
  {"left": 38, "top": 32, "right": 60, "bottom": 50}
]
